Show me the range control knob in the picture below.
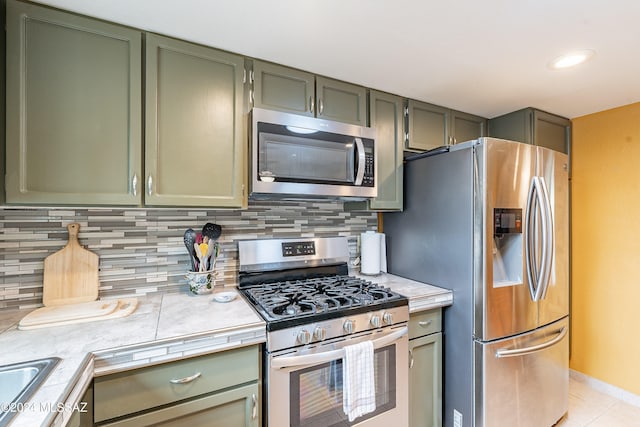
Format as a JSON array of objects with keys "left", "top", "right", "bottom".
[
  {"left": 370, "top": 315, "right": 382, "bottom": 328},
  {"left": 314, "top": 327, "right": 327, "bottom": 341},
  {"left": 343, "top": 319, "right": 355, "bottom": 334},
  {"left": 383, "top": 312, "right": 394, "bottom": 325},
  {"left": 297, "top": 330, "right": 311, "bottom": 345}
]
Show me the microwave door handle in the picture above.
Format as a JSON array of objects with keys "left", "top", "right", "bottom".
[
  {"left": 271, "top": 326, "right": 408, "bottom": 369},
  {"left": 354, "top": 137, "right": 365, "bottom": 186}
]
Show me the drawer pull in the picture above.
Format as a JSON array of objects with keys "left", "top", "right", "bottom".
[
  {"left": 409, "top": 349, "right": 414, "bottom": 369},
  {"left": 419, "top": 320, "right": 433, "bottom": 328},
  {"left": 169, "top": 372, "right": 202, "bottom": 385},
  {"left": 252, "top": 393, "right": 257, "bottom": 419}
]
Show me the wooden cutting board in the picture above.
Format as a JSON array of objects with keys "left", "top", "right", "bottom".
[
  {"left": 19, "top": 300, "right": 119, "bottom": 327},
  {"left": 18, "top": 298, "right": 138, "bottom": 330},
  {"left": 43, "top": 223, "right": 99, "bottom": 306}
]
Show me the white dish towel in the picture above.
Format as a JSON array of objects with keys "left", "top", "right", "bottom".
[{"left": 343, "top": 340, "right": 376, "bottom": 422}]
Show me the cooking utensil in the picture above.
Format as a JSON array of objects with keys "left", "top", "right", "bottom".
[
  {"left": 43, "top": 223, "right": 99, "bottom": 306},
  {"left": 183, "top": 228, "right": 198, "bottom": 272},
  {"left": 202, "top": 223, "right": 222, "bottom": 242},
  {"left": 204, "top": 240, "right": 216, "bottom": 270},
  {"left": 193, "top": 243, "right": 209, "bottom": 272}
]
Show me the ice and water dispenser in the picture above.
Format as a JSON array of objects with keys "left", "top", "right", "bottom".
[{"left": 492, "top": 208, "right": 523, "bottom": 287}]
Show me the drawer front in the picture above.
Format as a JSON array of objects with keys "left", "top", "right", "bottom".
[
  {"left": 409, "top": 308, "right": 442, "bottom": 339},
  {"left": 101, "top": 383, "right": 259, "bottom": 427},
  {"left": 94, "top": 345, "right": 259, "bottom": 423}
]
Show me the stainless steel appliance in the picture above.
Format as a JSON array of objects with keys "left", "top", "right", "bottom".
[
  {"left": 250, "top": 108, "right": 377, "bottom": 199},
  {"left": 238, "top": 237, "right": 409, "bottom": 427},
  {"left": 384, "top": 137, "right": 569, "bottom": 427}
]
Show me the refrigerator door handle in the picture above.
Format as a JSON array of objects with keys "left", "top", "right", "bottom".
[
  {"left": 495, "top": 326, "right": 567, "bottom": 358},
  {"left": 525, "top": 178, "right": 537, "bottom": 300},
  {"left": 538, "top": 177, "right": 554, "bottom": 300},
  {"left": 525, "top": 176, "right": 550, "bottom": 302}
]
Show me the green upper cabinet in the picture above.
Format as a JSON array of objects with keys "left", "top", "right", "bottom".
[
  {"left": 405, "top": 100, "right": 486, "bottom": 151},
  {"left": 343, "top": 91, "right": 404, "bottom": 212},
  {"left": 144, "top": 34, "right": 245, "bottom": 207},
  {"left": 5, "top": 0, "right": 142, "bottom": 205},
  {"left": 450, "top": 110, "right": 488, "bottom": 145},
  {"left": 488, "top": 107, "right": 571, "bottom": 154},
  {"left": 252, "top": 61, "right": 315, "bottom": 116},
  {"left": 315, "top": 76, "right": 367, "bottom": 126},
  {"left": 405, "top": 100, "right": 449, "bottom": 151},
  {"left": 368, "top": 91, "right": 404, "bottom": 211},
  {"left": 251, "top": 60, "right": 367, "bottom": 126}
]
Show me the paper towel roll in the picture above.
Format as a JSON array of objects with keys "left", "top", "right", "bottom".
[{"left": 361, "top": 231, "right": 386, "bottom": 275}]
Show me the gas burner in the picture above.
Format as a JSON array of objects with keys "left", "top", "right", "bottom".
[
  {"left": 238, "top": 237, "right": 408, "bottom": 332},
  {"left": 242, "top": 274, "right": 402, "bottom": 323}
]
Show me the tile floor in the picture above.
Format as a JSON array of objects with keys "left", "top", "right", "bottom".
[{"left": 556, "top": 377, "right": 640, "bottom": 426}]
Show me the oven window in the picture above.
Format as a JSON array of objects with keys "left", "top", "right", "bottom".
[{"left": 290, "top": 346, "right": 397, "bottom": 427}]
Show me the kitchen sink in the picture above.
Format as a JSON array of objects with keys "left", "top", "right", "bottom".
[{"left": 0, "top": 357, "right": 60, "bottom": 426}]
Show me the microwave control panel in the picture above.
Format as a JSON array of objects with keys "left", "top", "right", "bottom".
[{"left": 361, "top": 140, "right": 375, "bottom": 187}]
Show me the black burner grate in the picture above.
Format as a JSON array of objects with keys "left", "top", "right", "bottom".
[{"left": 242, "top": 275, "right": 400, "bottom": 321}]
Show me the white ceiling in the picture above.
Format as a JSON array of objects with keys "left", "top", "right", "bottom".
[{"left": 31, "top": 0, "right": 640, "bottom": 119}]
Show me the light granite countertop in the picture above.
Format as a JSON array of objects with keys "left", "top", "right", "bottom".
[
  {"left": 0, "top": 273, "right": 451, "bottom": 427},
  {"left": 355, "top": 272, "right": 453, "bottom": 313}
]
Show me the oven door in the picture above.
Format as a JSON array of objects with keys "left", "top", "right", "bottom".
[{"left": 266, "top": 326, "right": 408, "bottom": 427}]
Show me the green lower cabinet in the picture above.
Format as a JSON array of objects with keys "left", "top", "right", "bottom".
[
  {"left": 409, "top": 309, "right": 443, "bottom": 427},
  {"left": 67, "top": 384, "right": 93, "bottom": 427},
  {"left": 93, "top": 345, "right": 260, "bottom": 426},
  {"left": 100, "top": 383, "right": 259, "bottom": 427}
]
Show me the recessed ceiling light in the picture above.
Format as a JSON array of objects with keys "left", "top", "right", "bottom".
[{"left": 549, "top": 50, "right": 595, "bottom": 70}]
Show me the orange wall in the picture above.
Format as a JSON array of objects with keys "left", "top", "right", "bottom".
[{"left": 571, "top": 102, "right": 640, "bottom": 395}]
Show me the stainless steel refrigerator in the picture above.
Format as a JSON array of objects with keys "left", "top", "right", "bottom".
[{"left": 384, "top": 137, "right": 569, "bottom": 427}]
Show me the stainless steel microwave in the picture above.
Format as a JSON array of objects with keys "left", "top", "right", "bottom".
[{"left": 250, "top": 108, "right": 377, "bottom": 199}]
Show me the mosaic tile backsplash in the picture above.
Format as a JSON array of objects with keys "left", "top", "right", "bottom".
[{"left": 0, "top": 200, "right": 377, "bottom": 310}]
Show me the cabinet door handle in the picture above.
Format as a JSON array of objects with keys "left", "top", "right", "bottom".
[
  {"left": 147, "top": 175, "right": 153, "bottom": 196},
  {"left": 169, "top": 372, "right": 201, "bottom": 384},
  {"left": 309, "top": 96, "right": 314, "bottom": 113},
  {"left": 318, "top": 98, "right": 324, "bottom": 115},
  {"left": 132, "top": 174, "right": 138, "bottom": 197},
  {"left": 419, "top": 320, "right": 432, "bottom": 328},
  {"left": 251, "top": 393, "right": 257, "bottom": 419},
  {"left": 409, "top": 349, "right": 414, "bottom": 369}
]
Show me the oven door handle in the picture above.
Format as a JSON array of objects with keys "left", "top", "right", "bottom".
[{"left": 271, "top": 326, "right": 408, "bottom": 369}]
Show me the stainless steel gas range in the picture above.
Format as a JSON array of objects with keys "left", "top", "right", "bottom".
[{"left": 238, "top": 236, "right": 409, "bottom": 427}]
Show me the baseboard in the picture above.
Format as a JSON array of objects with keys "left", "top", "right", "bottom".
[{"left": 570, "top": 369, "right": 640, "bottom": 408}]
